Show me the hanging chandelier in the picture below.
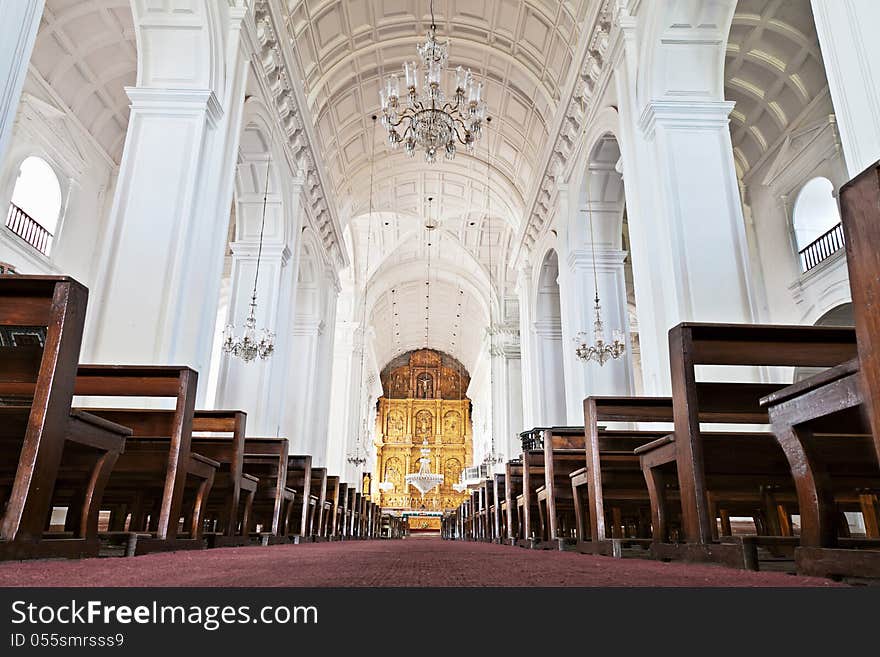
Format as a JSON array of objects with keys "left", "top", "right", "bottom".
[
  {"left": 406, "top": 439, "right": 444, "bottom": 496},
  {"left": 573, "top": 173, "right": 625, "bottom": 367},
  {"left": 379, "top": 0, "right": 488, "bottom": 163},
  {"left": 223, "top": 156, "right": 275, "bottom": 363},
  {"left": 574, "top": 298, "right": 626, "bottom": 365}
]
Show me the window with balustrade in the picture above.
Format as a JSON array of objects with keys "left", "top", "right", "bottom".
[
  {"left": 792, "top": 177, "right": 844, "bottom": 273},
  {"left": 5, "top": 156, "right": 63, "bottom": 256}
]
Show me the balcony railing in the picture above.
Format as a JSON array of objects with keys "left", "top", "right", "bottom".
[
  {"left": 5, "top": 203, "right": 53, "bottom": 255},
  {"left": 799, "top": 222, "right": 844, "bottom": 272}
]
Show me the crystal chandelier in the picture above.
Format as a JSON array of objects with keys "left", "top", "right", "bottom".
[
  {"left": 377, "top": 480, "right": 395, "bottom": 492},
  {"left": 406, "top": 439, "right": 444, "bottom": 496},
  {"left": 452, "top": 481, "right": 468, "bottom": 493},
  {"left": 574, "top": 298, "right": 626, "bottom": 365},
  {"left": 379, "top": 0, "right": 488, "bottom": 163},
  {"left": 573, "top": 172, "right": 625, "bottom": 367},
  {"left": 223, "top": 156, "right": 275, "bottom": 362}
]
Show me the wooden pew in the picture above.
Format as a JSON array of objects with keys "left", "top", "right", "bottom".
[
  {"left": 759, "top": 162, "right": 880, "bottom": 579},
  {"left": 637, "top": 323, "right": 857, "bottom": 567},
  {"left": 286, "top": 455, "right": 312, "bottom": 542},
  {"left": 532, "top": 427, "right": 591, "bottom": 549},
  {"left": 575, "top": 397, "right": 686, "bottom": 557},
  {"left": 72, "top": 365, "right": 222, "bottom": 555},
  {"left": 492, "top": 473, "right": 506, "bottom": 543},
  {"left": 516, "top": 437, "right": 547, "bottom": 547},
  {"left": 0, "top": 276, "right": 130, "bottom": 559},
  {"left": 346, "top": 487, "right": 358, "bottom": 539},
  {"left": 93, "top": 408, "right": 256, "bottom": 548},
  {"left": 323, "top": 475, "right": 341, "bottom": 540},
  {"left": 336, "top": 482, "right": 349, "bottom": 540},
  {"left": 240, "top": 437, "right": 295, "bottom": 544},
  {"left": 308, "top": 467, "right": 327, "bottom": 539},
  {"left": 189, "top": 411, "right": 256, "bottom": 547},
  {"left": 503, "top": 459, "right": 523, "bottom": 546}
]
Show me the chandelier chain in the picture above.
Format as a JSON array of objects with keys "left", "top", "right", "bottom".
[
  {"left": 252, "top": 154, "right": 271, "bottom": 304},
  {"left": 350, "top": 116, "right": 378, "bottom": 467}
]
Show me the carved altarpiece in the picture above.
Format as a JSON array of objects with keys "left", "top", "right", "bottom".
[{"left": 374, "top": 349, "right": 472, "bottom": 511}]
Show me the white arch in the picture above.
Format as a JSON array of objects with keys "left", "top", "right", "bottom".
[{"left": 130, "top": 0, "right": 227, "bottom": 95}]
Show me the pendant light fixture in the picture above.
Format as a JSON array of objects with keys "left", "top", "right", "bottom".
[
  {"left": 223, "top": 155, "right": 276, "bottom": 363},
  {"left": 573, "top": 169, "right": 626, "bottom": 366}
]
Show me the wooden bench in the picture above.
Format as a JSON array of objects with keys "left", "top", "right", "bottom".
[
  {"left": 531, "top": 427, "right": 594, "bottom": 549},
  {"left": 758, "top": 162, "right": 880, "bottom": 579},
  {"left": 0, "top": 276, "right": 130, "bottom": 560},
  {"left": 492, "top": 473, "right": 506, "bottom": 543},
  {"left": 240, "top": 437, "right": 295, "bottom": 544},
  {"left": 72, "top": 365, "right": 222, "bottom": 555},
  {"left": 637, "top": 323, "right": 857, "bottom": 567},
  {"left": 323, "top": 475, "right": 341, "bottom": 540},
  {"left": 189, "top": 410, "right": 255, "bottom": 547},
  {"left": 575, "top": 397, "right": 693, "bottom": 556},
  {"left": 516, "top": 442, "right": 548, "bottom": 548},
  {"left": 92, "top": 408, "right": 256, "bottom": 549},
  {"left": 346, "top": 487, "right": 358, "bottom": 539},
  {"left": 286, "top": 455, "right": 312, "bottom": 542},
  {"left": 308, "top": 467, "right": 327, "bottom": 539},
  {"left": 336, "top": 482, "right": 349, "bottom": 540},
  {"left": 503, "top": 459, "right": 523, "bottom": 546}
]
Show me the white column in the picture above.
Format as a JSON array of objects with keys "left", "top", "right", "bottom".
[
  {"left": 287, "top": 318, "right": 322, "bottom": 453},
  {"left": 811, "top": 0, "right": 880, "bottom": 176},
  {"left": 516, "top": 264, "right": 537, "bottom": 431},
  {"left": 217, "top": 240, "right": 291, "bottom": 432},
  {"left": 489, "top": 326, "right": 523, "bottom": 465},
  {"left": 307, "top": 267, "right": 340, "bottom": 464},
  {"left": 0, "top": 0, "right": 43, "bottom": 168},
  {"left": 619, "top": 99, "right": 755, "bottom": 392},
  {"left": 325, "top": 320, "right": 358, "bottom": 475},
  {"left": 84, "top": 8, "right": 249, "bottom": 400},
  {"left": 558, "top": 249, "right": 631, "bottom": 419},
  {"left": 532, "top": 319, "right": 565, "bottom": 426}
]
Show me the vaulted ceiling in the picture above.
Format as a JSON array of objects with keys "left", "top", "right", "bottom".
[
  {"left": 725, "top": 0, "right": 831, "bottom": 176},
  {"left": 29, "top": 0, "right": 137, "bottom": 164},
  {"left": 282, "top": 0, "right": 593, "bottom": 371}
]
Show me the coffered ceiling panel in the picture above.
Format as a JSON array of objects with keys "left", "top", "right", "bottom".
[
  {"left": 726, "top": 0, "right": 831, "bottom": 176},
  {"left": 30, "top": 0, "right": 137, "bottom": 163}
]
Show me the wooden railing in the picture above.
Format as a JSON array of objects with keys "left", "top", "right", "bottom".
[
  {"left": 5, "top": 203, "right": 53, "bottom": 255},
  {"left": 799, "top": 222, "right": 844, "bottom": 272}
]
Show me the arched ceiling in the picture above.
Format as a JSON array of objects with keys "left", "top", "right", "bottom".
[
  {"left": 281, "top": 1, "right": 592, "bottom": 371},
  {"left": 725, "top": 0, "right": 831, "bottom": 175},
  {"left": 30, "top": 0, "right": 137, "bottom": 163},
  {"left": 282, "top": 0, "right": 591, "bottom": 227}
]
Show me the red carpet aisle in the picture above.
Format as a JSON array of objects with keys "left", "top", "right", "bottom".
[{"left": 0, "top": 538, "right": 841, "bottom": 587}]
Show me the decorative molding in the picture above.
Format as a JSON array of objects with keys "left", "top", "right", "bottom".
[
  {"left": 513, "top": 0, "right": 615, "bottom": 262},
  {"left": 125, "top": 87, "right": 224, "bottom": 127},
  {"left": 249, "top": 0, "right": 347, "bottom": 271},
  {"left": 638, "top": 100, "right": 736, "bottom": 139}
]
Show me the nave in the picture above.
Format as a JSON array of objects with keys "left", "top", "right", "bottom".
[
  {"left": 0, "top": 538, "right": 836, "bottom": 588},
  {"left": 3, "top": 0, "right": 880, "bottom": 591}
]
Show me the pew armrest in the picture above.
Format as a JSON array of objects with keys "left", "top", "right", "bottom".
[{"left": 759, "top": 358, "right": 860, "bottom": 407}]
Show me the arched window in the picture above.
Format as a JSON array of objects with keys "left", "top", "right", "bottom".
[
  {"left": 6, "top": 156, "right": 62, "bottom": 255},
  {"left": 792, "top": 177, "right": 843, "bottom": 271}
]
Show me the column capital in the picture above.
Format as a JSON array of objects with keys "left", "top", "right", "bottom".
[
  {"left": 229, "top": 242, "right": 291, "bottom": 265},
  {"left": 532, "top": 319, "right": 563, "bottom": 339},
  {"left": 125, "top": 87, "right": 224, "bottom": 127},
  {"left": 638, "top": 99, "right": 736, "bottom": 139},
  {"left": 566, "top": 248, "right": 628, "bottom": 273}
]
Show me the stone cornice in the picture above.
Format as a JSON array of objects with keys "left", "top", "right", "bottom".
[
  {"left": 247, "top": 1, "right": 348, "bottom": 271},
  {"left": 512, "top": 0, "right": 615, "bottom": 265},
  {"left": 637, "top": 100, "right": 736, "bottom": 139}
]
